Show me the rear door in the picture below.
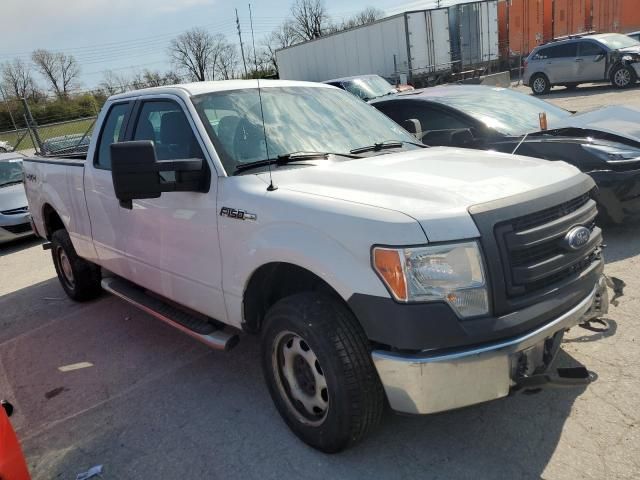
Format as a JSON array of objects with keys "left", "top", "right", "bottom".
[
  {"left": 540, "top": 42, "right": 579, "bottom": 83},
  {"left": 575, "top": 40, "right": 608, "bottom": 82},
  {"left": 118, "top": 95, "right": 227, "bottom": 323}
]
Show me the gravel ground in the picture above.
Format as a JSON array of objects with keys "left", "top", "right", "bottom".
[{"left": 0, "top": 85, "right": 639, "bottom": 480}]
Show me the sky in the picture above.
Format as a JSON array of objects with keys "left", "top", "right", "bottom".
[{"left": 0, "top": 0, "right": 452, "bottom": 91}]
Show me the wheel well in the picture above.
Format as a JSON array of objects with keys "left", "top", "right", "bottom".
[
  {"left": 242, "top": 262, "right": 343, "bottom": 333},
  {"left": 42, "top": 204, "right": 64, "bottom": 239}
]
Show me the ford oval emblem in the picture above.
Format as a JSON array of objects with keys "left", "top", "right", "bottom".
[{"left": 564, "top": 226, "right": 591, "bottom": 250}]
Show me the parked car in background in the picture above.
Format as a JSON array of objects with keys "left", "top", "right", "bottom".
[
  {"left": 628, "top": 31, "right": 640, "bottom": 42},
  {"left": 0, "top": 140, "right": 14, "bottom": 153},
  {"left": 524, "top": 33, "right": 640, "bottom": 94},
  {"left": 0, "top": 152, "right": 33, "bottom": 243},
  {"left": 323, "top": 74, "right": 402, "bottom": 102},
  {"left": 41, "top": 134, "right": 91, "bottom": 156},
  {"left": 372, "top": 85, "right": 640, "bottom": 223}
]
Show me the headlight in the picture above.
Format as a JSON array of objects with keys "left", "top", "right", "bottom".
[
  {"left": 372, "top": 242, "right": 489, "bottom": 318},
  {"left": 582, "top": 144, "right": 640, "bottom": 164}
]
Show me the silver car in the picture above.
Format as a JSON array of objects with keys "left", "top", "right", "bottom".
[
  {"left": 524, "top": 33, "right": 640, "bottom": 95},
  {"left": 0, "top": 153, "right": 33, "bottom": 244}
]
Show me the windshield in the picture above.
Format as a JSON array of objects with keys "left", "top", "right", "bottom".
[
  {"left": 596, "top": 33, "right": 640, "bottom": 50},
  {"left": 427, "top": 87, "right": 572, "bottom": 136},
  {"left": 0, "top": 159, "right": 23, "bottom": 187},
  {"left": 342, "top": 76, "right": 396, "bottom": 101},
  {"left": 192, "top": 86, "right": 419, "bottom": 174}
]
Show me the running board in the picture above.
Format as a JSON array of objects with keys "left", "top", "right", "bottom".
[{"left": 101, "top": 277, "right": 239, "bottom": 351}]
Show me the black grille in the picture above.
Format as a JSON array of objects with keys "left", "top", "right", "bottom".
[
  {"left": 510, "top": 193, "right": 590, "bottom": 231},
  {"left": 495, "top": 193, "right": 601, "bottom": 298},
  {"left": 1, "top": 206, "right": 28, "bottom": 215},
  {"left": 3, "top": 223, "right": 31, "bottom": 234}
]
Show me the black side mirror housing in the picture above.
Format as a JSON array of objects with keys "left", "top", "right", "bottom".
[{"left": 110, "top": 141, "right": 208, "bottom": 209}]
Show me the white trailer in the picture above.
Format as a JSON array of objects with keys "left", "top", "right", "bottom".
[{"left": 276, "top": 8, "right": 452, "bottom": 83}]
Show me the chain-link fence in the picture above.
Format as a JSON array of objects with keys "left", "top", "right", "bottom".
[{"left": 0, "top": 99, "right": 97, "bottom": 156}]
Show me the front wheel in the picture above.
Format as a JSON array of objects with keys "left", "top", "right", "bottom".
[
  {"left": 261, "top": 292, "right": 385, "bottom": 453},
  {"left": 51, "top": 229, "right": 102, "bottom": 301},
  {"left": 530, "top": 73, "right": 551, "bottom": 95},
  {"left": 611, "top": 64, "right": 637, "bottom": 89}
]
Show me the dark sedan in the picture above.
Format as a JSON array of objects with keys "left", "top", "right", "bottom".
[{"left": 372, "top": 85, "right": 640, "bottom": 223}]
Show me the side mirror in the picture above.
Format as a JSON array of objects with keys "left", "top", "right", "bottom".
[
  {"left": 402, "top": 119, "right": 423, "bottom": 141},
  {"left": 110, "top": 140, "right": 207, "bottom": 209}
]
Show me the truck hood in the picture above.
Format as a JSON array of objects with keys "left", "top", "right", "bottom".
[
  {"left": 553, "top": 106, "right": 640, "bottom": 145},
  {"left": 0, "top": 183, "right": 28, "bottom": 212},
  {"left": 268, "top": 147, "right": 580, "bottom": 242}
]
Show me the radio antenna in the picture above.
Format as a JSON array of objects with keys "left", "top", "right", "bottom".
[{"left": 249, "top": 3, "right": 276, "bottom": 191}]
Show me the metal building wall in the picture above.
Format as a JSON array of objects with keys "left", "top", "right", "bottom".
[{"left": 553, "top": 0, "right": 589, "bottom": 37}]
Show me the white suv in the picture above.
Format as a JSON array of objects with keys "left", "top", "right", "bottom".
[{"left": 524, "top": 33, "right": 640, "bottom": 94}]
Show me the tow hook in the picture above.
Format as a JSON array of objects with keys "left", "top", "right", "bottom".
[{"left": 512, "top": 366, "right": 594, "bottom": 394}]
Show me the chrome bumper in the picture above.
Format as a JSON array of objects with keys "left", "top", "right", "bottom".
[{"left": 372, "top": 279, "right": 606, "bottom": 415}]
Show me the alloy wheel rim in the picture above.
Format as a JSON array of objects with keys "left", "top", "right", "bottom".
[
  {"left": 615, "top": 69, "right": 630, "bottom": 87},
  {"left": 533, "top": 77, "right": 546, "bottom": 93},
  {"left": 272, "top": 331, "right": 329, "bottom": 426}
]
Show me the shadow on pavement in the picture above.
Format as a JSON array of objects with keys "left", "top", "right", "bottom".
[
  {"left": 538, "top": 83, "right": 636, "bottom": 100},
  {"left": 601, "top": 224, "right": 640, "bottom": 263},
  {"left": 0, "top": 236, "right": 42, "bottom": 257},
  {"left": 8, "top": 287, "right": 587, "bottom": 480}
]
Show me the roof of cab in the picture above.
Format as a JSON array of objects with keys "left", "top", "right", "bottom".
[{"left": 108, "top": 79, "right": 333, "bottom": 101}]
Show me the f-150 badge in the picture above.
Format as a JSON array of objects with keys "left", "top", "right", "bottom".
[{"left": 220, "top": 207, "right": 257, "bottom": 221}]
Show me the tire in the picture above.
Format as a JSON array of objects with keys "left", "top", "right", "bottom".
[
  {"left": 261, "top": 292, "right": 385, "bottom": 453},
  {"left": 530, "top": 73, "right": 551, "bottom": 95},
  {"left": 51, "top": 229, "right": 102, "bottom": 301},
  {"left": 611, "top": 64, "right": 637, "bottom": 89}
]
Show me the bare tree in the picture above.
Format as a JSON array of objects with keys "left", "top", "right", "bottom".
[
  {"left": 169, "top": 28, "right": 222, "bottom": 81},
  {"left": 216, "top": 44, "right": 238, "bottom": 80},
  {"left": 99, "top": 70, "right": 130, "bottom": 95},
  {"left": 342, "top": 7, "right": 384, "bottom": 29},
  {"left": 31, "top": 49, "right": 79, "bottom": 98},
  {"left": 263, "top": 21, "right": 299, "bottom": 74},
  {"left": 1, "top": 59, "right": 36, "bottom": 99},
  {"left": 291, "top": 0, "right": 329, "bottom": 41}
]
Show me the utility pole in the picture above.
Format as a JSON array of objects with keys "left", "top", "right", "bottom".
[{"left": 236, "top": 8, "right": 249, "bottom": 77}]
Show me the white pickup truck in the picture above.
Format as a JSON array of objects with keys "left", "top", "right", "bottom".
[{"left": 23, "top": 80, "right": 608, "bottom": 452}]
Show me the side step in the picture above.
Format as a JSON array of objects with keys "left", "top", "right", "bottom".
[{"left": 101, "top": 277, "right": 239, "bottom": 351}]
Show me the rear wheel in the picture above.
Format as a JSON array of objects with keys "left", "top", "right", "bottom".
[
  {"left": 530, "top": 73, "right": 551, "bottom": 95},
  {"left": 611, "top": 64, "right": 637, "bottom": 89},
  {"left": 261, "top": 292, "right": 385, "bottom": 453},
  {"left": 51, "top": 229, "right": 102, "bottom": 301}
]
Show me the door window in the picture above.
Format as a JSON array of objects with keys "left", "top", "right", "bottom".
[
  {"left": 540, "top": 43, "right": 578, "bottom": 59},
  {"left": 95, "top": 103, "right": 130, "bottom": 169},
  {"left": 377, "top": 101, "right": 470, "bottom": 132},
  {"left": 579, "top": 41, "right": 605, "bottom": 56},
  {"left": 133, "top": 101, "right": 205, "bottom": 161}
]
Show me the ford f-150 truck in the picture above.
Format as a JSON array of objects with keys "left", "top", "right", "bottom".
[{"left": 23, "top": 80, "right": 608, "bottom": 453}]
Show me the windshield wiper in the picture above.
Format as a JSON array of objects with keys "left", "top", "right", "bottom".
[
  {"left": 234, "top": 151, "right": 362, "bottom": 174},
  {"left": 349, "top": 140, "right": 426, "bottom": 155},
  {"left": 0, "top": 180, "right": 23, "bottom": 188}
]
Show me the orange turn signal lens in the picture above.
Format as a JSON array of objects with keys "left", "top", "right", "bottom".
[{"left": 373, "top": 248, "right": 407, "bottom": 301}]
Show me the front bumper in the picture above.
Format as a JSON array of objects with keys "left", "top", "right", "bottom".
[
  {"left": 372, "top": 277, "right": 606, "bottom": 415},
  {"left": 0, "top": 212, "right": 33, "bottom": 244}
]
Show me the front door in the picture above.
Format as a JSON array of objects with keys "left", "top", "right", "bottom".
[
  {"left": 575, "top": 41, "right": 607, "bottom": 82},
  {"left": 119, "top": 96, "right": 227, "bottom": 323}
]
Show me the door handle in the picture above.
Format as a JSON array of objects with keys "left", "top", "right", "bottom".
[{"left": 575, "top": 58, "right": 584, "bottom": 62}]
